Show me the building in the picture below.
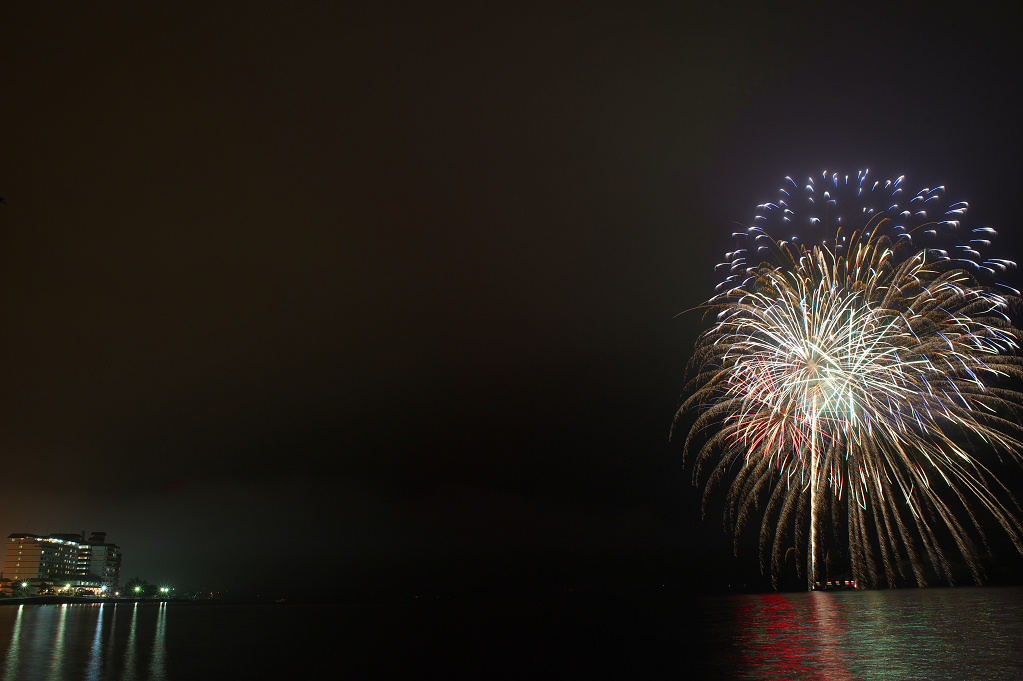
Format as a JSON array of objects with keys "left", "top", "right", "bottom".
[
  {"left": 86, "top": 532, "right": 122, "bottom": 590},
  {"left": 2, "top": 531, "right": 121, "bottom": 596}
]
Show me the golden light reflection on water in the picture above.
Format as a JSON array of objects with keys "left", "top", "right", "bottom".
[{"left": 810, "top": 592, "right": 853, "bottom": 681}]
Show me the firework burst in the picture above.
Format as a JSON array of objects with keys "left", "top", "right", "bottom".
[{"left": 676, "top": 170, "right": 1023, "bottom": 589}]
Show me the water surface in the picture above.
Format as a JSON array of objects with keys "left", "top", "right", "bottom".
[
  {"left": 707, "top": 587, "right": 1023, "bottom": 680},
  {"left": 0, "top": 588, "right": 1020, "bottom": 679}
]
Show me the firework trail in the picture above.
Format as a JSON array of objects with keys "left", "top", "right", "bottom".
[{"left": 676, "top": 170, "right": 1023, "bottom": 589}]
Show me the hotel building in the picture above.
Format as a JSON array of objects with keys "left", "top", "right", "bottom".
[{"left": 2, "top": 531, "right": 122, "bottom": 595}]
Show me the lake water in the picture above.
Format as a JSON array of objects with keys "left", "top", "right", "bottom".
[
  {"left": 706, "top": 587, "right": 1023, "bottom": 680},
  {"left": 0, "top": 587, "right": 1020, "bottom": 679}
]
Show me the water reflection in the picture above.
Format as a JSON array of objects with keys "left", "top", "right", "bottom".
[
  {"left": 84, "top": 605, "right": 103, "bottom": 681},
  {"left": 811, "top": 592, "right": 853, "bottom": 681},
  {"left": 1, "top": 607, "right": 22, "bottom": 681},
  {"left": 149, "top": 603, "right": 167, "bottom": 681},
  {"left": 720, "top": 587, "right": 1023, "bottom": 680},
  {"left": 105, "top": 603, "right": 118, "bottom": 669},
  {"left": 123, "top": 603, "right": 139, "bottom": 681},
  {"left": 0, "top": 602, "right": 173, "bottom": 681},
  {"left": 47, "top": 605, "right": 68, "bottom": 681}
]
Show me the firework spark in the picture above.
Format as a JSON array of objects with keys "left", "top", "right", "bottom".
[{"left": 676, "top": 170, "right": 1023, "bottom": 589}]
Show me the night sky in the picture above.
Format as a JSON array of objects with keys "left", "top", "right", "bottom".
[{"left": 1, "top": 3, "right": 1022, "bottom": 595}]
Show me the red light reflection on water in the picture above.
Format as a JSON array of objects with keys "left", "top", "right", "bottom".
[{"left": 726, "top": 592, "right": 855, "bottom": 680}]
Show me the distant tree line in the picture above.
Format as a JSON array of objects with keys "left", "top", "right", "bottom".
[{"left": 124, "top": 577, "right": 160, "bottom": 597}]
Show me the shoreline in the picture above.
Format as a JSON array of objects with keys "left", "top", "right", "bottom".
[{"left": 0, "top": 596, "right": 218, "bottom": 606}]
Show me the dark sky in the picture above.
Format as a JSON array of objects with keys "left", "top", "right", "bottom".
[{"left": 1, "top": 3, "right": 1021, "bottom": 594}]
